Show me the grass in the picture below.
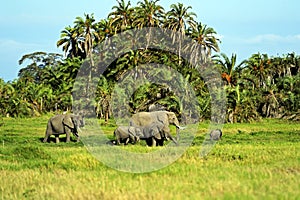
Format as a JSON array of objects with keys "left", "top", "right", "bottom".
[{"left": 0, "top": 115, "right": 299, "bottom": 199}]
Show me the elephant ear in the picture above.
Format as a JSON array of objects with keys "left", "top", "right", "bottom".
[
  {"left": 128, "top": 127, "right": 136, "bottom": 136},
  {"left": 150, "top": 125, "right": 162, "bottom": 139},
  {"left": 166, "top": 112, "right": 175, "bottom": 120},
  {"left": 156, "top": 112, "right": 167, "bottom": 124},
  {"left": 63, "top": 114, "right": 75, "bottom": 129},
  {"left": 166, "top": 112, "right": 178, "bottom": 124}
]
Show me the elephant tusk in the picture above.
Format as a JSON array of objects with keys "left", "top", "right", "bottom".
[{"left": 178, "top": 126, "right": 186, "bottom": 130}]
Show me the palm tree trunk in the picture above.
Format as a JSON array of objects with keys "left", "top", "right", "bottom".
[{"left": 40, "top": 97, "right": 43, "bottom": 112}]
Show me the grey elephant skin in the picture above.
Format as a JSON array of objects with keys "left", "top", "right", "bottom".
[
  {"left": 140, "top": 121, "right": 169, "bottom": 146},
  {"left": 209, "top": 129, "right": 222, "bottom": 141},
  {"left": 114, "top": 126, "right": 143, "bottom": 145},
  {"left": 130, "top": 111, "right": 180, "bottom": 146},
  {"left": 43, "top": 114, "right": 85, "bottom": 143}
]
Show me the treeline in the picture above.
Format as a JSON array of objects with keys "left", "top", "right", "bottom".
[{"left": 0, "top": 0, "right": 299, "bottom": 122}]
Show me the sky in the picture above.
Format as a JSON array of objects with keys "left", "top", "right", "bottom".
[{"left": 1, "top": 0, "right": 300, "bottom": 81}]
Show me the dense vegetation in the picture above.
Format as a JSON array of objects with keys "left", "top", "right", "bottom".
[{"left": 0, "top": 0, "right": 299, "bottom": 123}]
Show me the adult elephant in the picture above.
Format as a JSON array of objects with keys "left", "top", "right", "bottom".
[
  {"left": 43, "top": 113, "right": 85, "bottom": 143},
  {"left": 130, "top": 111, "right": 182, "bottom": 145}
]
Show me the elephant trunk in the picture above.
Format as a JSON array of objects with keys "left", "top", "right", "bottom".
[
  {"left": 175, "top": 126, "right": 186, "bottom": 141},
  {"left": 176, "top": 127, "right": 180, "bottom": 141},
  {"left": 73, "top": 126, "right": 81, "bottom": 137}
]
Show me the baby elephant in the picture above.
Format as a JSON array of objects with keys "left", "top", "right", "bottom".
[
  {"left": 209, "top": 129, "right": 223, "bottom": 141},
  {"left": 114, "top": 126, "right": 143, "bottom": 145},
  {"left": 141, "top": 121, "right": 178, "bottom": 147}
]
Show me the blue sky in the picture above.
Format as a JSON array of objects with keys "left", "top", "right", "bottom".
[{"left": 1, "top": 0, "right": 300, "bottom": 81}]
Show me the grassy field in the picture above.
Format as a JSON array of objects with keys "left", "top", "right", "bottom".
[{"left": 0, "top": 115, "right": 299, "bottom": 200}]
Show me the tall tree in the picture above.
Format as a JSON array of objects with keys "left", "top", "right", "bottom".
[
  {"left": 56, "top": 26, "right": 85, "bottom": 59},
  {"left": 188, "top": 22, "right": 220, "bottom": 59},
  {"left": 133, "top": 0, "right": 164, "bottom": 28},
  {"left": 18, "top": 52, "right": 63, "bottom": 84},
  {"left": 164, "top": 3, "right": 196, "bottom": 64},
  {"left": 108, "top": 0, "right": 134, "bottom": 33},
  {"left": 164, "top": 3, "right": 196, "bottom": 34},
  {"left": 213, "top": 53, "right": 244, "bottom": 86},
  {"left": 97, "top": 18, "right": 114, "bottom": 43},
  {"left": 74, "top": 14, "right": 100, "bottom": 98},
  {"left": 74, "top": 13, "right": 100, "bottom": 64},
  {"left": 133, "top": 0, "right": 165, "bottom": 49},
  {"left": 244, "top": 53, "right": 272, "bottom": 89}
]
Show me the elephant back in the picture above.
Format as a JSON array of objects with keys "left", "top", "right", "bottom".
[{"left": 130, "top": 111, "right": 169, "bottom": 127}]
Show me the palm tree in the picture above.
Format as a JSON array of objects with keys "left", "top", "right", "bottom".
[
  {"left": 108, "top": 0, "right": 134, "bottom": 33},
  {"left": 282, "top": 53, "right": 300, "bottom": 76},
  {"left": 108, "top": 50, "right": 146, "bottom": 81},
  {"left": 132, "top": 0, "right": 165, "bottom": 49},
  {"left": 57, "top": 26, "right": 85, "bottom": 59},
  {"left": 213, "top": 53, "right": 244, "bottom": 86},
  {"left": 164, "top": 3, "right": 196, "bottom": 34},
  {"left": 74, "top": 13, "right": 99, "bottom": 65},
  {"left": 74, "top": 14, "right": 100, "bottom": 98},
  {"left": 163, "top": 3, "right": 196, "bottom": 65},
  {"left": 97, "top": 18, "right": 114, "bottom": 42},
  {"left": 133, "top": 0, "right": 164, "bottom": 28},
  {"left": 187, "top": 22, "right": 220, "bottom": 61},
  {"left": 95, "top": 76, "right": 114, "bottom": 123},
  {"left": 244, "top": 53, "right": 272, "bottom": 89}
]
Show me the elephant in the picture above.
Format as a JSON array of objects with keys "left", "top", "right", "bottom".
[
  {"left": 43, "top": 113, "right": 85, "bottom": 143},
  {"left": 209, "top": 129, "right": 222, "bottom": 141},
  {"left": 129, "top": 111, "right": 183, "bottom": 145},
  {"left": 114, "top": 126, "right": 143, "bottom": 145},
  {"left": 140, "top": 121, "right": 173, "bottom": 146}
]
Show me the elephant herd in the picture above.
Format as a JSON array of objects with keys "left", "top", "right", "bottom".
[
  {"left": 114, "top": 111, "right": 182, "bottom": 146},
  {"left": 43, "top": 111, "right": 222, "bottom": 146}
]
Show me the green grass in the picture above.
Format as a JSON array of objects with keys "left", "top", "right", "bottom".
[{"left": 0, "top": 116, "right": 300, "bottom": 199}]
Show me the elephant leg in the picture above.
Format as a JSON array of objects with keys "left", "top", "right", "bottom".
[
  {"left": 135, "top": 136, "right": 140, "bottom": 143},
  {"left": 162, "top": 126, "right": 170, "bottom": 141},
  {"left": 124, "top": 138, "right": 130, "bottom": 145},
  {"left": 128, "top": 134, "right": 136, "bottom": 144},
  {"left": 43, "top": 133, "right": 49, "bottom": 143},
  {"left": 55, "top": 135, "right": 60, "bottom": 143},
  {"left": 151, "top": 137, "right": 156, "bottom": 147},
  {"left": 157, "top": 139, "right": 164, "bottom": 146},
  {"left": 145, "top": 138, "right": 152, "bottom": 146},
  {"left": 116, "top": 137, "right": 121, "bottom": 145},
  {"left": 43, "top": 135, "right": 49, "bottom": 143},
  {"left": 65, "top": 129, "right": 71, "bottom": 142},
  {"left": 43, "top": 122, "right": 52, "bottom": 143}
]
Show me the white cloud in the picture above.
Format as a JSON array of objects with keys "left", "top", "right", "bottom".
[
  {"left": 245, "top": 34, "right": 300, "bottom": 44},
  {"left": 219, "top": 34, "right": 300, "bottom": 63}
]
